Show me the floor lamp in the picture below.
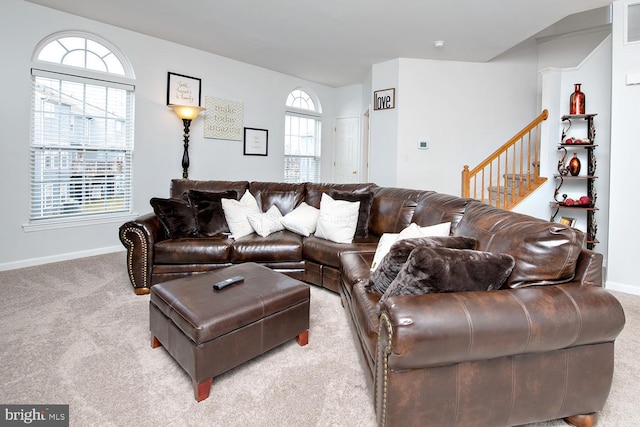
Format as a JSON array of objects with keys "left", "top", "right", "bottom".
[{"left": 169, "top": 104, "right": 205, "bottom": 178}]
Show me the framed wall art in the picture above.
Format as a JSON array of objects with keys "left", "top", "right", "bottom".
[
  {"left": 167, "top": 72, "right": 201, "bottom": 106},
  {"left": 244, "top": 128, "right": 268, "bottom": 156},
  {"left": 373, "top": 88, "right": 395, "bottom": 110},
  {"left": 559, "top": 216, "right": 577, "bottom": 227}
]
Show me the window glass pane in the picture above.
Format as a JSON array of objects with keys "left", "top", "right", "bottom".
[
  {"left": 31, "top": 33, "right": 133, "bottom": 222},
  {"left": 86, "top": 51, "right": 107, "bottom": 72},
  {"left": 37, "top": 36, "right": 126, "bottom": 76},
  {"left": 628, "top": 4, "right": 640, "bottom": 42},
  {"left": 38, "top": 41, "right": 67, "bottom": 63}
]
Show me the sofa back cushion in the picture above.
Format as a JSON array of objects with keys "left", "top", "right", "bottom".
[
  {"left": 454, "top": 201, "right": 585, "bottom": 288},
  {"left": 304, "top": 183, "right": 375, "bottom": 209},
  {"left": 249, "top": 182, "right": 306, "bottom": 215},
  {"left": 368, "top": 187, "right": 427, "bottom": 236},
  {"left": 171, "top": 179, "right": 248, "bottom": 199},
  {"left": 412, "top": 192, "right": 469, "bottom": 233}
]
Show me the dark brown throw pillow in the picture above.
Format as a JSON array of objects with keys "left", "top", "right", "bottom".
[
  {"left": 186, "top": 189, "right": 237, "bottom": 237},
  {"left": 377, "top": 247, "right": 515, "bottom": 311},
  {"left": 329, "top": 189, "right": 374, "bottom": 238},
  {"left": 150, "top": 196, "right": 198, "bottom": 239},
  {"left": 367, "top": 236, "right": 478, "bottom": 294}
]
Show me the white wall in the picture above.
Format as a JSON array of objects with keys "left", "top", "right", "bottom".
[
  {"left": 369, "top": 60, "right": 400, "bottom": 187},
  {"left": 0, "top": 0, "right": 340, "bottom": 268},
  {"left": 519, "top": 37, "right": 612, "bottom": 266},
  {"left": 607, "top": 0, "right": 640, "bottom": 294},
  {"left": 394, "top": 55, "right": 538, "bottom": 196}
]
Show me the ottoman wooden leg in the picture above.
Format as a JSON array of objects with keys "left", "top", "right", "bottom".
[
  {"left": 194, "top": 378, "right": 213, "bottom": 402},
  {"left": 296, "top": 330, "right": 309, "bottom": 346},
  {"left": 151, "top": 335, "right": 162, "bottom": 348}
]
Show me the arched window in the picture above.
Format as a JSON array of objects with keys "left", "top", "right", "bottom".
[
  {"left": 29, "top": 32, "right": 134, "bottom": 225},
  {"left": 284, "top": 89, "right": 322, "bottom": 183}
]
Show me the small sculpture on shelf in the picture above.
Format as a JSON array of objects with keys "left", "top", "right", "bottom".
[{"left": 568, "top": 153, "right": 581, "bottom": 176}]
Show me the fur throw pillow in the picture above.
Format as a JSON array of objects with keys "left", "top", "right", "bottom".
[
  {"left": 367, "top": 236, "right": 478, "bottom": 294},
  {"left": 377, "top": 247, "right": 515, "bottom": 312}
]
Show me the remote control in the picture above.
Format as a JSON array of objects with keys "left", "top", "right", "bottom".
[{"left": 213, "top": 275, "right": 244, "bottom": 290}]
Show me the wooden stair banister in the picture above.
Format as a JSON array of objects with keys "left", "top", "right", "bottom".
[{"left": 462, "top": 109, "right": 549, "bottom": 210}]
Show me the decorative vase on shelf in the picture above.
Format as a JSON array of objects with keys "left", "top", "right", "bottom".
[
  {"left": 569, "top": 83, "right": 585, "bottom": 115},
  {"left": 568, "top": 152, "right": 581, "bottom": 176}
]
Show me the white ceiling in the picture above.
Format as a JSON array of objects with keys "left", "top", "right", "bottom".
[{"left": 25, "top": 0, "right": 612, "bottom": 87}]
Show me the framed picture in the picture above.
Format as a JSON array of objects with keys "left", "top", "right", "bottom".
[
  {"left": 167, "top": 72, "right": 201, "bottom": 106},
  {"left": 244, "top": 128, "right": 268, "bottom": 156},
  {"left": 373, "top": 88, "right": 396, "bottom": 110},
  {"left": 559, "top": 216, "right": 577, "bottom": 227}
]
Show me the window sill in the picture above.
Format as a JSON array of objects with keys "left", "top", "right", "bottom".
[{"left": 22, "top": 212, "right": 138, "bottom": 232}]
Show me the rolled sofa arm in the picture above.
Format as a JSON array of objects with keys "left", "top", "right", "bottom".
[
  {"left": 118, "top": 213, "right": 165, "bottom": 294},
  {"left": 378, "top": 283, "right": 625, "bottom": 371}
]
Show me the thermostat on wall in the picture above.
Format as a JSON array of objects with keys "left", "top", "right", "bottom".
[{"left": 418, "top": 140, "right": 429, "bottom": 150}]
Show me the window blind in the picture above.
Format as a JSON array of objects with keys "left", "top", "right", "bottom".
[
  {"left": 30, "top": 70, "right": 134, "bottom": 221},
  {"left": 284, "top": 112, "right": 322, "bottom": 183}
]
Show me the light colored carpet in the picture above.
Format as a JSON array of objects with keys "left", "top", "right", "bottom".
[{"left": 0, "top": 252, "right": 638, "bottom": 426}]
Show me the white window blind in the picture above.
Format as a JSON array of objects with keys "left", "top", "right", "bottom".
[{"left": 30, "top": 69, "right": 134, "bottom": 221}]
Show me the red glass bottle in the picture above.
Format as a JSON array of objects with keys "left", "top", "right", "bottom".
[{"left": 569, "top": 83, "right": 585, "bottom": 115}]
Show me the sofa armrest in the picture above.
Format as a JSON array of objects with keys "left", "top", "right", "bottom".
[
  {"left": 378, "top": 283, "right": 625, "bottom": 371},
  {"left": 574, "top": 248, "right": 604, "bottom": 287},
  {"left": 118, "top": 212, "right": 165, "bottom": 294},
  {"left": 339, "top": 251, "right": 375, "bottom": 296}
]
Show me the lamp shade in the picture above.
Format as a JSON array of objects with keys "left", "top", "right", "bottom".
[{"left": 169, "top": 104, "right": 205, "bottom": 120}]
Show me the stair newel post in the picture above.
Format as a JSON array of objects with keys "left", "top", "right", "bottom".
[{"left": 461, "top": 165, "right": 470, "bottom": 198}]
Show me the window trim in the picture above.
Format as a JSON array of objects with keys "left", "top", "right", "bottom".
[{"left": 28, "top": 32, "right": 135, "bottom": 227}]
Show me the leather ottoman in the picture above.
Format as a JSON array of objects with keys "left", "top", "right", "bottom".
[{"left": 149, "top": 262, "right": 310, "bottom": 401}]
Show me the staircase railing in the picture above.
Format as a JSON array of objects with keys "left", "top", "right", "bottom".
[{"left": 461, "top": 109, "right": 549, "bottom": 210}]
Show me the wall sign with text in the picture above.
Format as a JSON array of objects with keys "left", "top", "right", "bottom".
[{"left": 373, "top": 88, "right": 395, "bottom": 110}]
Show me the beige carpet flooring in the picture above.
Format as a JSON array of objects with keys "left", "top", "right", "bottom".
[{"left": 0, "top": 252, "right": 638, "bottom": 426}]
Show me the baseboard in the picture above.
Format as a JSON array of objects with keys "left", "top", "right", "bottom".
[
  {"left": 0, "top": 246, "right": 125, "bottom": 272},
  {"left": 605, "top": 280, "right": 640, "bottom": 296}
]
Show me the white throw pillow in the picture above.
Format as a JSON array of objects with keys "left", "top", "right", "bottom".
[
  {"left": 370, "top": 221, "right": 452, "bottom": 271},
  {"left": 247, "top": 205, "right": 285, "bottom": 237},
  {"left": 281, "top": 202, "right": 320, "bottom": 237},
  {"left": 314, "top": 193, "right": 361, "bottom": 244},
  {"left": 221, "top": 190, "right": 261, "bottom": 239}
]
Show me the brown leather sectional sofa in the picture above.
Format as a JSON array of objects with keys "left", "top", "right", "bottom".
[{"left": 119, "top": 179, "right": 625, "bottom": 427}]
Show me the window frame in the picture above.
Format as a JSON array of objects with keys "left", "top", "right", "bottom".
[
  {"left": 24, "top": 32, "right": 135, "bottom": 231},
  {"left": 284, "top": 89, "right": 322, "bottom": 183}
]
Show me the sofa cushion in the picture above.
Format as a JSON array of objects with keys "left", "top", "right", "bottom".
[
  {"left": 150, "top": 196, "right": 198, "bottom": 239},
  {"left": 368, "top": 187, "right": 427, "bottom": 236},
  {"left": 303, "top": 235, "right": 379, "bottom": 268},
  {"left": 186, "top": 189, "right": 237, "bottom": 237},
  {"left": 368, "top": 235, "right": 478, "bottom": 294},
  {"left": 412, "top": 191, "right": 469, "bottom": 233},
  {"left": 305, "top": 183, "right": 376, "bottom": 209},
  {"left": 454, "top": 201, "right": 585, "bottom": 288},
  {"left": 230, "top": 230, "right": 303, "bottom": 263},
  {"left": 170, "top": 179, "right": 248, "bottom": 199},
  {"left": 315, "top": 193, "right": 361, "bottom": 244},
  {"left": 221, "top": 190, "right": 261, "bottom": 239},
  {"left": 281, "top": 202, "right": 320, "bottom": 236},
  {"left": 378, "top": 247, "right": 515, "bottom": 309},
  {"left": 249, "top": 181, "right": 306, "bottom": 215},
  {"left": 154, "top": 236, "right": 233, "bottom": 264},
  {"left": 329, "top": 189, "right": 375, "bottom": 238},
  {"left": 369, "top": 222, "right": 453, "bottom": 272},
  {"left": 247, "top": 205, "right": 285, "bottom": 237}
]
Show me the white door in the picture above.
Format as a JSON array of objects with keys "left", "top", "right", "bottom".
[{"left": 334, "top": 117, "right": 361, "bottom": 183}]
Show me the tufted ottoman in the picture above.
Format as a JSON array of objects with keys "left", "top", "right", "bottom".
[{"left": 149, "top": 262, "right": 310, "bottom": 402}]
